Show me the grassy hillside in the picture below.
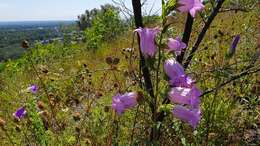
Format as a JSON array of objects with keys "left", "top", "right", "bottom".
[{"left": 0, "top": 3, "right": 259, "bottom": 146}]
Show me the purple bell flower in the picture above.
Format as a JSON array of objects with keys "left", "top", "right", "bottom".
[
  {"left": 168, "top": 86, "right": 201, "bottom": 108},
  {"left": 229, "top": 35, "right": 240, "bottom": 56},
  {"left": 172, "top": 105, "right": 201, "bottom": 128},
  {"left": 134, "top": 27, "right": 160, "bottom": 57},
  {"left": 177, "top": 0, "right": 205, "bottom": 17},
  {"left": 168, "top": 37, "right": 187, "bottom": 55},
  {"left": 164, "top": 58, "right": 185, "bottom": 81},
  {"left": 28, "top": 84, "right": 38, "bottom": 94},
  {"left": 13, "top": 107, "right": 27, "bottom": 120},
  {"left": 112, "top": 92, "right": 138, "bottom": 115}
]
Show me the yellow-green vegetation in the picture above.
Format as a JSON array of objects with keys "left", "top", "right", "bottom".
[{"left": 0, "top": 2, "right": 259, "bottom": 146}]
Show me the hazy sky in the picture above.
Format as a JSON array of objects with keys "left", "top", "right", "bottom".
[{"left": 0, "top": 0, "right": 161, "bottom": 21}]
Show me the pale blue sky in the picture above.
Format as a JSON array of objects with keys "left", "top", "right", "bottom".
[{"left": 0, "top": 0, "right": 160, "bottom": 21}]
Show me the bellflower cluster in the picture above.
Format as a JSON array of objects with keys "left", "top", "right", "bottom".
[
  {"left": 112, "top": 92, "right": 139, "bottom": 115},
  {"left": 177, "top": 0, "right": 204, "bottom": 17},
  {"left": 164, "top": 58, "right": 201, "bottom": 128}
]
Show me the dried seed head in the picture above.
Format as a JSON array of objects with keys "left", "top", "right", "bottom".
[
  {"left": 0, "top": 117, "right": 6, "bottom": 127},
  {"left": 40, "top": 110, "right": 50, "bottom": 118},
  {"left": 113, "top": 83, "right": 119, "bottom": 88},
  {"left": 113, "top": 58, "right": 120, "bottom": 65},
  {"left": 21, "top": 40, "right": 29, "bottom": 49},
  {"left": 37, "top": 101, "right": 45, "bottom": 110},
  {"left": 105, "top": 57, "right": 113, "bottom": 65},
  {"left": 96, "top": 92, "right": 103, "bottom": 98},
  {"left": 48, "top": 92, "right": 55, "bottom": 97}
]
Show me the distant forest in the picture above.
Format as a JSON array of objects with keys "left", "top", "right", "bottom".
[{"left": 0, "top": 21, "right": 76, "bottom": 61}]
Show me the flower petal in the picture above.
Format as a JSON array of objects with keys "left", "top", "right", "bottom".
[{"left": 172, "top": 105, "right": 201, "bottom": 128}]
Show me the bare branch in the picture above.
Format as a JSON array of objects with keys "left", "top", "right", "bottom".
[
  {"left": 201, "top": 66, "right": 260, "bottom": 97},
  {"left": 112, "top": 0, "right": 133, "bottom": 17},
  {"left": 219, "top": 8, "right": 250, "bottom": 13}
]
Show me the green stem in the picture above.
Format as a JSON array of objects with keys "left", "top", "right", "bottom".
[{"left": 129, "top": 105, "right": 140, "bottom": 145}]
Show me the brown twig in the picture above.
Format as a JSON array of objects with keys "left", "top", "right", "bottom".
[{"left": 219, "top": 8, "right": 250, "bottom": 13}]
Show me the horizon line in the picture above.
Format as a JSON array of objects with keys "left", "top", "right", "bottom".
[{"left": 0, "top": 19, "right": 77, "bottom": 23}]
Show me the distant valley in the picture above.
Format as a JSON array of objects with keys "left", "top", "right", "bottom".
[{"left": 0, "top": 21, "right": 76, "bottom": 61}]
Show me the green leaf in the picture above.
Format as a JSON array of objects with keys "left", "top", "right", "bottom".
[
  {"left": 166, "top": 0, "right": 177, "bottom": 15},
  {"left": 159, "top": 104, "right": 174, "bottom": 113}
]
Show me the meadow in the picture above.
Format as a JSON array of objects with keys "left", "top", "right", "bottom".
[{"left": 0, "top": 0, "right": 259, "bottom": 145}]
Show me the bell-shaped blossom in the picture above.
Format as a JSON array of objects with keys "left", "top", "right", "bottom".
[
  {"left": 164, "top": 58, "right": 197, "bottom": 87},
  {"left": 13, "top": 107, "right": 27, "bottom": 120},
  {"left": 168, "top": 86, "right": 201, "bottom": 108},
  {"left": 172, "top": 105, "right": 201, "bottom": 128},
  {"left": 112, "top": 92, "right": 138, "bottom": 115},
  {"left": 168, "top": 37, "right": 187, "bottom": 55},
  {"left": 28, "top": 84, "right": 38, "bottom": 94},
  {"left": 135, "top": 27, "right": 160, "bottom": 57},
  {"left": 164, "top": 58, "right": 185, "bottom": 81},
  {"left": 229, "top": 35, "right": 240, "bottom": 56},
  {"left": 177, "top": 0, "right": 204, "bottom": 17}
]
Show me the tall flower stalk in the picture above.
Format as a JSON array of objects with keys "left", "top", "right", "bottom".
[{"left": 21, "top": 40, "right": 61, "bottom": 142}]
